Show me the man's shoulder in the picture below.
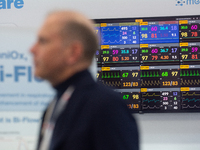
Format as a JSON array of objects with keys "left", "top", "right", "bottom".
[
  {"left": 74, "top": 71, "right": 125, "bottom": 107},
  {"left": 84, "top": 82, "right": 127, "bottom": 109}
]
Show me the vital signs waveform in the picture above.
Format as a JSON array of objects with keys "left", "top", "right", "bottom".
[
  {"left": 182, "top": 98, "right": 200, "bottom": 102},
  {"left": 182, "top": 92, "right": 200, "bottom": 96},
  {"left": 103, "top": 34, "right": 119, "bottom": 38},
  {"left": 180, "top": 70, "right": 200, "bottom": 77},
  {"left": 142, "top": 93, "right": 160, "bottom": 97},
  {"left": 182, "top": 105, "right": 200, "bottom": 109},
  {"left": 141, "top": 71, "right": 160, "bottom": 78},
  {"left": 102, "top": 40, "right": 120, "bottom": 44},
  {"left": 102, "top": 28, "right": 119, "bottom": 32},
  {"left": 141, "top": 80, "right": 160, "bottom": 86},
  {"left": 181, "top": 79, "right": 200, "bottom": 86},
  {"left": 142, "top": 105, "right": 160, "bottom": 109},
  {"left": 143, "top": 99, "right": 160, "bottom": 103},
  {"left": 101, "top": 72, "right": 121, "bottom": 79},
  {"left": 102, "top": 80, "right": 121, "bottom": 87}
]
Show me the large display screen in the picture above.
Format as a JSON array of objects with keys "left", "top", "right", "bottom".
[{"left": 94, "top": 15, "right": 200, "bottom": 113}]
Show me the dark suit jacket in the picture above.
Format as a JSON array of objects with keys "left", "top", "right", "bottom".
[{"left": 37, "top": 70, "right": 139, "bottom": 150}]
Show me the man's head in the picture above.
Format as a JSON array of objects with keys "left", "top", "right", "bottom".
[{"left": 30, "top": 10, "right": 98, "bottom": 86}]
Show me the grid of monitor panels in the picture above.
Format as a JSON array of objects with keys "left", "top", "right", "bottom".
[{"left": 94, "top": 15, "right": 200, "bottom": 113}]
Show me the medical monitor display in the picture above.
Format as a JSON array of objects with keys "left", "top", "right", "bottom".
[{"left": 95, "top": 15, "right": 200, "bottom": 113}]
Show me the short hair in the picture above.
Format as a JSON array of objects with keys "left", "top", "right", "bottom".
[{"left": 61, "top": 20, "right": 98, "bottom": 62}]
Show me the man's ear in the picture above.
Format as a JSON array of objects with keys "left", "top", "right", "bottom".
[{"left": 64, "top": 41, "right": 84, "bottom": 65}]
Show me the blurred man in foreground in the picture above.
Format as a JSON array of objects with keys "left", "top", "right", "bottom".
[{"left": 30, "top": 10, "right": 139, "bottom": 150}]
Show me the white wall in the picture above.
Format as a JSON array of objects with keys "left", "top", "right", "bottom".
[
  {"left": 1, "top": 0, "right": 200, "bottom": 28},
  {"left": 0, "top": 0, "right": 200, "bottom": 150},
  {"left": 135, "top": 113, "right": 200, "bottom": 150}
]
